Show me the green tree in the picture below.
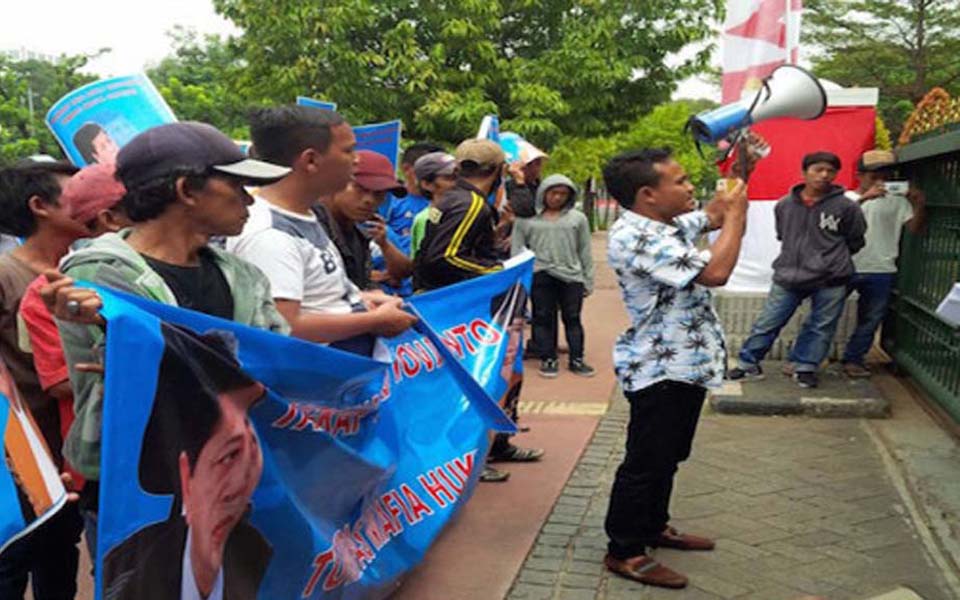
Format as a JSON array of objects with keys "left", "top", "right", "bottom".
[
  {"left": 0, "top": 53, "right": 98, "bottom": 165},
  {"left": 147, "top": 28, "right": 251, "bottom": 139},
  {"left": 549, "top": 99, "right": 720, "bottom": 194},
  {"left": 212, "top": 0, "right": 723, "bottom": 147},
  {"left": 803, "top": 0, "right": 960, "bottom": 137}
]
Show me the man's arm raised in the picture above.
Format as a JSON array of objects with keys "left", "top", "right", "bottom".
[{"left": 696, "top": 180, "right": 748, "bottom": 287}]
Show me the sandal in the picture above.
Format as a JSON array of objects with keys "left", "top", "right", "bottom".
[
  {"left": 480, "top": 465, "right": 510, "bottom": 482},
  {"left": 488, "top": 443, "right": 545, "bottom": 463}
]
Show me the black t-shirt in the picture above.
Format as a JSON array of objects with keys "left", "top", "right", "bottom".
[
  {"left": 143, "top": 249, "right": 234, "bottom": 320},
  {"left": 314, "top": 204, "right": 372, "bottom": 290}
]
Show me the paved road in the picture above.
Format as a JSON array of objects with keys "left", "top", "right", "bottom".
[{"left": 507, "top": 391, "right": 957, "bottom": 600}]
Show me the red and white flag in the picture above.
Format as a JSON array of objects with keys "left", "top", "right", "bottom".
[{"left": 722, "top": 0, "right": 802, "bottom": 103}]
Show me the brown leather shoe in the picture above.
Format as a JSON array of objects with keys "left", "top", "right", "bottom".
[
  {"left": 604, "top": 554, "right": 688, "bottom": 589},
  {"left": 653, "top": 526, "right": 715, "bottom": 551}
]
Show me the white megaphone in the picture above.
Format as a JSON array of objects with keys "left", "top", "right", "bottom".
[{"left": 689, "top": 65, "right": 827, "bottom": 144}]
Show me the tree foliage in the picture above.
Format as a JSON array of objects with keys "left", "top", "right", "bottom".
[
  {"left": 147, "top": 28, "right": 251, "bottom": 139},
  {"left": 549, "top": 100, "right": 720, "bottom": 195},
  {"left": 804, "top": 0, "right": 960, "bottom": 137},
  {"left": 212, "top": 0, "right": 724, "bottom": 147},
  {"left": 0, "top": 54, "right": 97, "bottom": 165}
]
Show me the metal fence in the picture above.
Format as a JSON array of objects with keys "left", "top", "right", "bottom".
[{"left": 888, "top": 130, "right": 960, "bottom": 423}]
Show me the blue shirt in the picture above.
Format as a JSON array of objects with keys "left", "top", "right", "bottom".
[
  {"left": 376, "top": 192, "right": 430, "bottom": 296},
  {"left": 607, "top": 210, "right": 726, "bottom": 392},
  {"left": 380, "top": 192, "right": 431, "bottom": 254}
]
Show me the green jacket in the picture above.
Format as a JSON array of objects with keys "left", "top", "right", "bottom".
[{"left": 59, "top": 231, "right": 289, "bottom": 480}]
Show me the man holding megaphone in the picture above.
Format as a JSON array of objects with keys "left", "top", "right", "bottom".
[{"left": 602, "top": 147, "right": 757, "bottom": 589}]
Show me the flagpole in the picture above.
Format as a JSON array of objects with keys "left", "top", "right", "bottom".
[{"left": 785, "top": 0, "right": 798, "bottom": 65}]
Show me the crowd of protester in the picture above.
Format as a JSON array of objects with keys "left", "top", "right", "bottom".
[
  {"left": 0, "top": 101, "right": 922, "bottom": 595},
  {"left": 0, "top": 106, "right": 602, "bottom": 597}
]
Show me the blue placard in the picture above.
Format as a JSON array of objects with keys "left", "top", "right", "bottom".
[
  {"left": 94, "top": 256, "right": 533, "bottom": 599},
  {"left": 296, "top": 96, "right": 338, "bottom": 112},
  {"left": 46, "top": 74, "right": 177, "bottom": 166},
  {"left": 353, "top": 120, "right": 403, "bottom": 171}
]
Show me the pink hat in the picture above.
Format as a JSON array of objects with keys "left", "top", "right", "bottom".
[{"left": 61, "top": 163, "right": 126, "bottom": 224}]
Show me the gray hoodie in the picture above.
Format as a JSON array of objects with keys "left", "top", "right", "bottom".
[
  {"left": 772, "top": 183, "right": 867, "bottom": 290},
  {"left": 510, "top": 174, "right": 594, "bottom": 291}
]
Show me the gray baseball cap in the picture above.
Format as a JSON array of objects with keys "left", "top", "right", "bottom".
[
  {"left": 413, "top": 151, "right": 457, "bottom": 180},
  {"left": 117, "top": 121, "right": 291, "bottom": 190}
]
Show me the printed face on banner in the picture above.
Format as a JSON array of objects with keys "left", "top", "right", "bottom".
[
  {"left": 489, "top": 283, "right": 527, "bottom": 384},
  {"left": 180, "top": 385, "right": 265, "bottom": 591},
  {"left": 101, "top": 326, "right": 272, "bottom": 600},
  {"left": 46, "top": 74, "right": 177, "bottom": 167},
  {"left": 93, "top": 256, "right": 532, "bottom": 599}
]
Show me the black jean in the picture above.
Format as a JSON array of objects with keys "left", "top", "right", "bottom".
[
  {"left": 604, "top": 380, "right": 706, "bottom": 559},
  {"left": 531, "top": 272, "right": 585, "bottom": 361},
  {"left": 0, "top": 500, "right": 83, "bottom": 599}
]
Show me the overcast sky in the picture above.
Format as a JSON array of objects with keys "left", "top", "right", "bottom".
[{"left": 2, "top": 0, "right": 718, "bottom": 100}]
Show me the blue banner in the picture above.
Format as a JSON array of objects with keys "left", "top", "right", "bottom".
[
  {"left": 297, "top": 96, "right": 338, "bottom": 112},
  {"left": 0, "top": 361, "right": 68, "bottom": 557},
  {"left": 46, "top": 74, "right": 177, "bottom": 167},
  {"left": 353, "top": 121, "right": 402, "bottom": 170},
  {"left": 94, "top": 256, "right": 532, "bottom": 599}
]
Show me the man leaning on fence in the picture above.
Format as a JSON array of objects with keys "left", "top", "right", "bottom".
[{"left": 841, "top": 150, "right": 925, "bottom": 377}]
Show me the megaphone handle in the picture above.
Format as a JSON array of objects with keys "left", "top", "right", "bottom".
[{"left": 739, "top": 143, "right": 750, "bottom": 182}]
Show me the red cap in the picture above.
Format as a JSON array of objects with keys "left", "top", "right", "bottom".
[
  {"left": 354, "top": 150, "right": 406, "bottom": 197},
  {"left": 61, "top": 163, "right": 126, "bottom": 224}
]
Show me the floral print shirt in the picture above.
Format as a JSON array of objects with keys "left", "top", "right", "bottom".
[{"left": 607, "top": 210, "right": 726, "bottom": 392}]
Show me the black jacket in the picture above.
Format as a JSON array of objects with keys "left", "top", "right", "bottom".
[
  {"left": 772, "top": 184, "right": 867, "bottom": 290},
  {"left": 413, "top": 180, "right": 503, "bottom": 291},
  {"left": 314, "top": 204, "right": 371, "bottom": 290},
  {"left": 102, "top": 513, "right": 271, "bottom": 600}
]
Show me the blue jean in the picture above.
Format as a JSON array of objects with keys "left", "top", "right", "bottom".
[
  {"left": 738, "top": 282, "right": 848, "bottom": 373},
  {"left": 842, "top": 273, "right": 896, "bottom": 366}
]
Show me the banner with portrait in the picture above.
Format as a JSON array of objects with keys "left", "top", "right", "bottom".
[
  {"left": 46, "top": 74, "right": 177, "bottom": 167},
  {"left": 94, "top": 255, "right": 533, "bottom": 599}
]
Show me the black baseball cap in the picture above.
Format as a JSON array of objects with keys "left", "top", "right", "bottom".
[{"left": 117, "top": 121, "right": 291, "bottom": 190}]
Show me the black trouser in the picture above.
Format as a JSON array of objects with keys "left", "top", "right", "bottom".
[
  {"left": 0, "top": 500, "right": 83, "bottom": 599},
  {"left": 531, "top": 272, "right": 585, "bottom": 361},
  {"left": 605, "top": 380, "right": 706, "bottom": 559}
]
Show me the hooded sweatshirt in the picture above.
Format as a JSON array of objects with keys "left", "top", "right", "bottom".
[
  {"left": 510, "top": 174, "right": 594, "bottom": 291},
  {"left": 772, "top": 183, "right": 867, "bottom": 290},
  {"left": 57, "top": 230, "right": 289, "bottom": 479}
]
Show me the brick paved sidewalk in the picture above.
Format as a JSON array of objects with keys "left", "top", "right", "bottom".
[{"left": 507, "top": 390, "right": 955, "bottom": 600}]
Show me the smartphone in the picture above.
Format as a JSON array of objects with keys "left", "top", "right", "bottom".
[
  {"left": 356, "top": 221, "right": 376, "bottom": 239},
  {"left": 884, "top": 181, "right": 909, "bottom": 195}
]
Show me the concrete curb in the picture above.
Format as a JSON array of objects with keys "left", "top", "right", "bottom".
[
  {"left": 710, "top": 393, "right": 891, "bottom": 418},
  {"left": 708, "top": 362, "right": 892, "bottom": 418}
]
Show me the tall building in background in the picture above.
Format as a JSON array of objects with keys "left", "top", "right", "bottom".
[{"left": 722, "top": 0, "right": 803, "bottom": 103}]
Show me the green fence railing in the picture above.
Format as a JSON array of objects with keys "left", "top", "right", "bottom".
[{"left": 888, "top": 131, "right": 960, "bottom": 423}]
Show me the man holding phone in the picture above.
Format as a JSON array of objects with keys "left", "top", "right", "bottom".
[
  {"left": 316, "top": 150, "right": 412, "bottom": 290},
  {"left": 842, "top": 150, "right": 926, "bottom": 377}
]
